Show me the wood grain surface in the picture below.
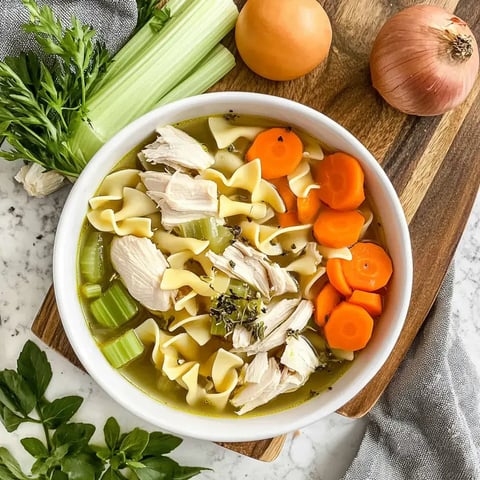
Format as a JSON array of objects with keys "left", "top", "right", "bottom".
[{"left": 32, "top": 0, "right": 480, "bottom": 461}]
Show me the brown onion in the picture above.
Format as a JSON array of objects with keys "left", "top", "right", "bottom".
[{"left": 370, "top": 5, "right": 479, "bottom": 116}]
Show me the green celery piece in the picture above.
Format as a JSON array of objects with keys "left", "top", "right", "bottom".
[
  {"left": 175, "top": 217, "right": 233, "bottom": 254},
  {"left": 70, "top": 0, "right": 238, "bottom": 157},
  {"left": 210, "top": 318, "right": 227, "bottom": 337},
  {"left": 79, "top": 232, "right": 104, "bottom": 283},
  {"left": 156, "top": 44, "right": 235, "bottom": 106},
  {"left": 90, "top": 281, "right": 138, "bottom": 328},
  {"left": 227, "top": 279, "right": 251, "bottom": 298},
  {"left": 81, "top": 283, "right": 102, "bottom": 299},
  {"left": 104, "top": 0, "right": 191, "bottom": 87},
  {"left": 101, "top": 330, "right": 144, "bottom": 368}
]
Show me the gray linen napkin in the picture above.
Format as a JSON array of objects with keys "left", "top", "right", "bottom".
[
  {"left": 343, "top": 268, "right": 480, "bottom": 480},
  {"left": 0, "top": 0, "right": 137, "bottom": 59}
]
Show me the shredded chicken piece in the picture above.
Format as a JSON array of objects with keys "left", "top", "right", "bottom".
[
  {"left": 231, "top": 357, "right": 282, "bottom": 415},
  {"left": 141, "top": 171, "right": 218, "bottom": 229},
  {"left": 139, "top": 125, "right": 214, "bottom": 172},
  {"left": 15, "top": 163, "right": 65, "bottom": 197},
  {"left": 206, "top": 241, "right": 297, "bottom": 298},
  {"left": 110, "top": 235, "right": 176, "bottom": 311},
  {"left": 280, "top": 335, "right": 320, "bottom": 379},
  {"left": 244, "top": 351, "right": 269, "bottom": 384},
  {"left": 232, "top": 325, "right": 253, "bottom": 349},
  {"left": 234, "top": 299, "right": 313, "bottom": 355}
]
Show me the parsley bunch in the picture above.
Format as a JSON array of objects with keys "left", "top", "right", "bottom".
[{"left": 0, "top": 340, "right": 207, "bottom": 480}]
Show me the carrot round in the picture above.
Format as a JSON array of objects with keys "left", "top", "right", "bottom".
[
  {"left": 270, "top": 176, "right": 297, "bottom": 212},
  {"left": 342, "top": 242, "right": 393, "bottom": 292},
  {"left": 348, "top": 290, "right": 383, "bottom": 317},
  {"left": 297, "top": 189, "right": 322, "bottom": 224},
  {"left": 326, "top": 258, "right": 352, "bottom": 297},
  {"left": 314, "top": 282, "right": 342, "bottom": 327},
  {"left": 313, "top": 152, "right": 365, "bottom": 210},
  {"left": 246, "top": 127, "right": 303, "bottom": 180},
  {"left": 324, "top": 302, "right": 374, "bottom": 351},
  {"left": 313, "top": 208, "right": 364, "bottom": 248}
]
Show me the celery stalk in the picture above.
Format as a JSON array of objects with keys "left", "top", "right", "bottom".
[
  {"left": 71, "top": 0, "right": 238, "bottom": 156},
  {"left": 90, "top": 280, "right": 138, "bottom": 328},
  {"left": 101, "top": 329, "right": 144, "bottom": 368},
  {"left": 156, "top": 44, "right": 235, "bottom": 106},
  {"left": 98, "top": 0, "right": 190, "bottom": 90}
]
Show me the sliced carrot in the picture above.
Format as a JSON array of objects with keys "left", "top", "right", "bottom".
[
  {"left": 297, "top": 189, "right": 322, "bottom": 224},
  {"left": 270, "top": 176, "right": 297, "bottom": 212},
  {"left": 314, "top": 282, "right": 342, "bottom": 327},
  {"left": 313, "top": 152, "right": 365, "bottom": 210},
  {"left": 278, "top": 210, "right": 300, "bottom": 228},
  {"left": 348, "top": 290, "right": 383, "bottom": 317},
  {"left": 324, "top": 302, "right": 374, "bottom": 351},
  {"left": 326, "top": 258, "right": 352, "bottom": 297},
  {"left": 313, "top": 208, "right": 364, "bottom": 248},
  {"left": 246, "top": 127, "right": 303, "bottom": 180},
  {"left": 342, "top": 242, "right": 393, "bottom": 292}
]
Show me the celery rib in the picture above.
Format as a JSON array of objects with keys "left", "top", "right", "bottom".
[{"left": 101, "top": 329, "right": 144, "bottom": 368}]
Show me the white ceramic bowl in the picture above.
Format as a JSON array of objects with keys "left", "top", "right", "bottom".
[{"left": 54, "top": 92, "right": 413, "bottom": 442}]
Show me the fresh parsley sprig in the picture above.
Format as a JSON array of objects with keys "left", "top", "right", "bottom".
[
  {"left": 135, "top": 0, "right": 172, "bottom": 35},
  {"left": 0, "top": 340, "right": 207, "bottom": 480}
]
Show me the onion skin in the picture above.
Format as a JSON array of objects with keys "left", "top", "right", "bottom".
[{"left": 370, "top": 5, "right": 479, "bottom": 116}]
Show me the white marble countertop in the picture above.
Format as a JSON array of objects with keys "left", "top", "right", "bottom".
[{"left": 0, "top": 157, "right": 479, "bottom": 479}]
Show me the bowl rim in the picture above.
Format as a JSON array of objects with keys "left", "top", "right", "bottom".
[{"left": 53, "top": 91, "right": 413, "bottom": 442}]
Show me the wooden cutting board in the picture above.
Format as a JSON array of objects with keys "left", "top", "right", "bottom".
[{"left": 32, "top": 0, "right": 480, "bottom": 462}]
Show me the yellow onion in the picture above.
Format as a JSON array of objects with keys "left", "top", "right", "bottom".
[{"left": 370, "top": 5, "right": 479, "bottom": 116}]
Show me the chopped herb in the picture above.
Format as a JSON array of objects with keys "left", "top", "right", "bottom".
[
  {"left": 277, "top": 135, "right": 284, "bottom": 142},
  {"left": 229, "top": 260, "right": 236, "bottom": 268},
  {"left": 291, "top": 243, "right": 297, "bottom": 250}
]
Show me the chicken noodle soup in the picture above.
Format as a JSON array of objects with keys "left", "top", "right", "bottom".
[{"left": 77, "top": 114, "right": 393, "bottom": 418}]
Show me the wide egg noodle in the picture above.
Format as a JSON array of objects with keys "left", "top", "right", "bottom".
[
  {"left": 358, "top": 205, "right": 374, "bottom": 239},
  {"left": 298, "top": 131, "right": 325, "bottom": 161},
  {"left": 134, "top": 318, "right": 172, "bottom": 368},
  {"left": 300, "top": 266, "right": 327, "bottom": 300},
  {"left": 317, "top": 245, "right": 353, "bottom": 260},
  {"left": 239, "top": 220, "right": 312, "bottom": 256},
  {"left": 208, "top": 116, "right": 265, "bottom": 149},
  {"left": 202, "top": 159, "right": 284, "bottom": 213},
  {"left": 88, "top": 178, "right": 159, "bottom": 238},
  {"left": 169, "top": 313, "right": 212, "bottom": 346},
  {"left": 87, "top": 209, "right": 154, "bottom": 238},
  {"left": 153, "top": 230, "right": 209, "bottom": 255},
  {"left": 285, "top": 242, "right": 322, "bottom": 276},
  {"left": 287, "top": 159, "right": 320, "bottom": 198},
  {"left": 213, "top": 150, "right": 245, "bottom": 175},
  {"left": 218, "top": 195, "right": 267, "bottom": 220},
  {"left": 183, "top": 349, "right": 244, "bottom": 409},
  {"left": 89, "top": 169, "right": 142, "bottom": 209}
]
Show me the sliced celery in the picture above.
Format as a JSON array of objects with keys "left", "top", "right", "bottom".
[
  {"left": 72, "top": 0, "right": 239, "bottom": 154},
  {"left": 175, "top": 217, "right": 233, "bottom": 254},
  {"left": 101, "top": 329, "right": 144, "bottom": 368},
  {"left": 210, "top": 319, "right": 227, "bottom": 337},
  {"left": 81, "top": 283, "right": 102, "bottom": 299},
  {"left": 90, "top": 280, "right": 138, "bottom": 328},
  {"left": 156, "top": 44, "right": 235, "bottom": 106},
  {"left": 79, "top": 231, "right": 104, "bottom": 283},
  {"left": 227, "top": 279, "right": 252, "bottom": 298}
]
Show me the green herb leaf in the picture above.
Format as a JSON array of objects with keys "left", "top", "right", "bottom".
[
  {"left": 134, "top": 456, "right": 177, "bottom": 480},
  {"left": 119, "top": 428, "right": 149, "bottom": 460},
  {"left": 99, "top": 468, "right": 123, "bottom": 480},
  {"left": 52, "top": 422, "right": 95, "bottom": 452},
  {"left": 51, "top": 471, "right": 68, "bottom": 480},
  {"left": 104, "top": 416, "right": 120, "bottom": 451},
  {"left": 20, "top": 437, "right": 48, "bottom": 458},
  {"left": 143, "top": 432, "right": 182, "bottom": 457},
  {"left": 41, "top": 396, "right": 83, "bottom": 429},
  {"left": 173, "top": 466, "right": 209, "bottom": 480},
  {"left": 0, "top": 406, "right": 25, "bottom": 432},
  {"left": 17, "top": 340, "right": 52, "bottom": 399},
  {"left": 0, "top": 370, "right": 36, "bottom": 416},
  {"left": 61, "top": 452, "right": 103, "bottom": 480},
  {"left": 0, "top": 448, "right": 28, "bottom": 480}
]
